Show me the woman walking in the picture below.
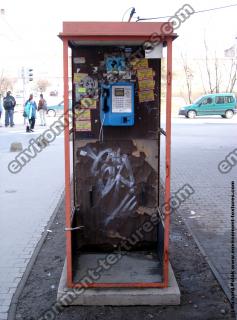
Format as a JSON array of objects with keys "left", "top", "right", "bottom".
[{"left": 24, "top": 94, "right": 37, "bottom": 132}]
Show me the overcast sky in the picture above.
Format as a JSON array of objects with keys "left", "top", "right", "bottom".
[{"left": 0, "top": 0, "right": 236, "bottom": 80}]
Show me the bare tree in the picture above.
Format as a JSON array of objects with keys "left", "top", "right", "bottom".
[
  {"left": 197, "top": 62, "right": 207, "bottom": 94},
  {"left": 204, "top": 39, "right": 223, "bottom": 93},
  {"left": 0, "top": 70, "right": 14, "bottom": 94},
  {"left": 214, "top": 53, "right": 221, "bottom": 93},
  {"left": 204, "top": 38, "right": 215, "bottom": 93},
  {"left": 226, "top": 59, "right": 237, "bottom": 92},
  {"left": 181, "top": 53, "right": 193, "bottom": 103},
  {"left": 35, "top": 79, "right": 51, "bottom": 93}
]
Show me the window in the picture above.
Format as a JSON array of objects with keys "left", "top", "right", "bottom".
[
  {"left": 224, "top": 96, "right": 234, "bottom": 103},
  {"left": 216, "top": 96, "right": 234, "bottom": 104},
  {"left": 202, "top": 97, "right": 213, "bottom": 105},
  {"left": 216, "top": 96, "right": 224, "bottom": 104}
]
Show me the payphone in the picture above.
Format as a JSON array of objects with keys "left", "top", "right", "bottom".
[{"left": 100, "top": 82, "right": 134, "bottom": 126}]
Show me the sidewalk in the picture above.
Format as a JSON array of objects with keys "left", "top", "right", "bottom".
[
  {"left": 12, "top": 194, "right": 234, "bottom": 320},
  {"left": 160, "top": 119, "right": 237, "bottom": 307},
  {"left": 0, "top": 115, "right": 66, "bottom": 320}
]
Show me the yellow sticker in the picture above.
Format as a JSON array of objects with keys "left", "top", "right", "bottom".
[
  {"left": 131, "top": 58, "right": 148, "bottom": 69},
  {"left": 75, "top": 109, "right": 91, "bottom": 120},
  {"left": 76, "top": 120, "right": 91, "bottom": 132},
  {"left": 138, "top": 90, "right": 155, "bottom": 102},
  {"left": 81, "top": 98, "right": 97, "bottom": 109},
  {"left": 74, "top": 73, "right": 88, "bottom": 83},
  {"left": 78, "top": 87, "right": 86, "bottom": 93},
  {"left": 138, "top": 80, "right": 155, "bottom": 90},
  {"left": 137, "top": 68, "right": 153, "bottom": 81}
]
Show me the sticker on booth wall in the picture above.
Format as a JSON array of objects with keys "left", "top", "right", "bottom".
[
  {"left": 138, "top": 79, "right": 155, "bottom": 90},
  {"left": 81, "top": 98, "right": 97, "bottom": 109},
  {"left": 137, "top": 68, "right": 153, "bottom": 81},
  {"left": 78, "top": 87, "right": 87, "bottom": 93},
  {"left": 76, "top": 120, "right": 91, "bottom": 132},
  {"left": 131, "top": 58, "right": 148, "bottom": 69},
  {"left": 73, "top": 73, "right": 88, "bottom": 83},
  {"left": 73, "top": 57, "right": 86, "bottom": 64},
  {"left": 138, "top": 90, "right": 155, "bottom": 102},
  {"left": 75, "top": 109, "right": 91, "bottom": 121}
]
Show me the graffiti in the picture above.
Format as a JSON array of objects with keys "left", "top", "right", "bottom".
[{"left": 81, "top": 146, "right": 137, "bottom": 224}]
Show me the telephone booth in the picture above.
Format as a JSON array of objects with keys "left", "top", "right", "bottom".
[{"left": 59, "top": 22, "right": 177, "bottom": 296}]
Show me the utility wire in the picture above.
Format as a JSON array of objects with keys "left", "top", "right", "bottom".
[
  {"left": 136, "top": 3, "right": 237, "bottom": 21},
  {"left": 0, "top": 14, "right": 23, "bottom": 41}
]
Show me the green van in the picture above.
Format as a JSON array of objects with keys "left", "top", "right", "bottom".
[{"left": 179, "top": 93, "right": 237, "bottom": 119}]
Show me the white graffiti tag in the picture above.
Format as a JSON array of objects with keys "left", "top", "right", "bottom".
[{"left": 80, "top": 146, "right": 137, "bottom": 224}]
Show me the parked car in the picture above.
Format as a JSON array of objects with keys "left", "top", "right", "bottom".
[
  {"left": 178, "top": 93, "right": 237, "bottom": 119},
  {"left": 49, "top": 90, "right": 58, "bottom": 96},
  {"left": 47, "top": 100, "right": 72, "bottom": 117}
]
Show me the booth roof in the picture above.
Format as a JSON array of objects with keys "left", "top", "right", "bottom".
[{"left": 59, "top": 21, "right": 177, "bottom": 45}]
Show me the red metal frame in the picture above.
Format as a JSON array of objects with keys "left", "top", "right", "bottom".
[
  {"left": 163, "top": 37, "right": 172, "bottom": 287},
  {"left": 63, "top": 38, "right": 73, "bottom": 287},
  {"left": 61, "top": 22, "right": 175, "bottom": 289}
]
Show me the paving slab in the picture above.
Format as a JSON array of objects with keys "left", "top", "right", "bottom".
[{"left": 0, "top": 117, "right": 68, "bottom": 317}]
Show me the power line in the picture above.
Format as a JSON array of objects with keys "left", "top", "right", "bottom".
[
  {"left": 136, "top": 3, "right": 237, "bottom": 21},
  {"left": 0, "top": 13, "right": 23, "bottom": 41}
]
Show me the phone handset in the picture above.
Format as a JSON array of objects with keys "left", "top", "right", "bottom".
[{"left": 101, "top": 85, "right": 110, "bottom": 113}]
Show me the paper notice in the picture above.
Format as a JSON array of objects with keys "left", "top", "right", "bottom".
[
  {"left": 81, "top": 98, "right": 97, "bottom": 109},
  {"left": 131, "top": 58, "right": 148, "bottom": 69},
  {"left": 138, "top": 79, "right": 155, "bottom": 90},
  {"left": 138, "top": 90, "right": 155, "bottom": 102},
  {"left": 76, "top": 120, "right": 91, "bottom": 132},
  {"left": 75, "top": 109, "right": 91, "bottom": 121},
  {"left": 137, "top": 68, "right": 153, "bottom": 81},
  {"left": 78, "top": 87, "right": 86, "bottom": 93},
  {"left": 73, "top": 73, "right": 88, "bottom": 83},
  {"left": 74, "top": 57, "right": 86, "bottom": 64}
]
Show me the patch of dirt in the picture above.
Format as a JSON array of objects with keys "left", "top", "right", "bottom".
[{"left": 15, "top": 198, "right": 234, "bottom": 320}]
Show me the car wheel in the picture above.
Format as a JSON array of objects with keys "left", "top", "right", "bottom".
[
  {"left": 225, "top": 110, "right": 234, "bottom": 119},
  {"left": 221, "top": 115, "right": 226, "bottom": 118},
  {"left": 187, "top": 110, "right": 196, "bottom": 119},
  {"left": 47, "top": 109, "right": 56, "bottom": 117}
]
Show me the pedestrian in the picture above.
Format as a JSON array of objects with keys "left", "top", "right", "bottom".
[
  {"left": 3, "top": 91, "right": 16, "bottom": 127},
  {"left": 38, "top": 93, "right": 47, "bottom": 126},
  {"left": 24, "top": 94, "right": 37, "bottom": 132},
  {"left": 0, "top": 94, "right": 3, "bottom": 127}
]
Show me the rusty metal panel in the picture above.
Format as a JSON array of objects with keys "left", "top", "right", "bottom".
[
  {"left": 71, "top": 45, "right": 161, "bottom": 250},
  {"left": 74, "top": 140, "right": 158, "bottom": 250}
]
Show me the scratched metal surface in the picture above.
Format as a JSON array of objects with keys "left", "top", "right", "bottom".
[{"left": 73, "top": 140, "right": 158, "bottom": 249}]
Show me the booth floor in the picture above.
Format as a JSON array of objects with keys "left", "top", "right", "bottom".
[
  {"left": 57, "top": 256, "right": 180, "bottom": 305},
  {"left": 73, "top": 251, "right": 162, "bottom": 284}
]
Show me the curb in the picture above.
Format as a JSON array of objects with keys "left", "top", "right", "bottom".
[
  {"left": 8, "top": 189, "right": 65, "bottom": 320},
  {"left": 181, "top": 213, "right": 237, "bottom": 317}
]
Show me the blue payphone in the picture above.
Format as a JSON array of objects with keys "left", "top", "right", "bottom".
[{"left": 100, "top": 82, "right": 134, "bottom": 126}]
